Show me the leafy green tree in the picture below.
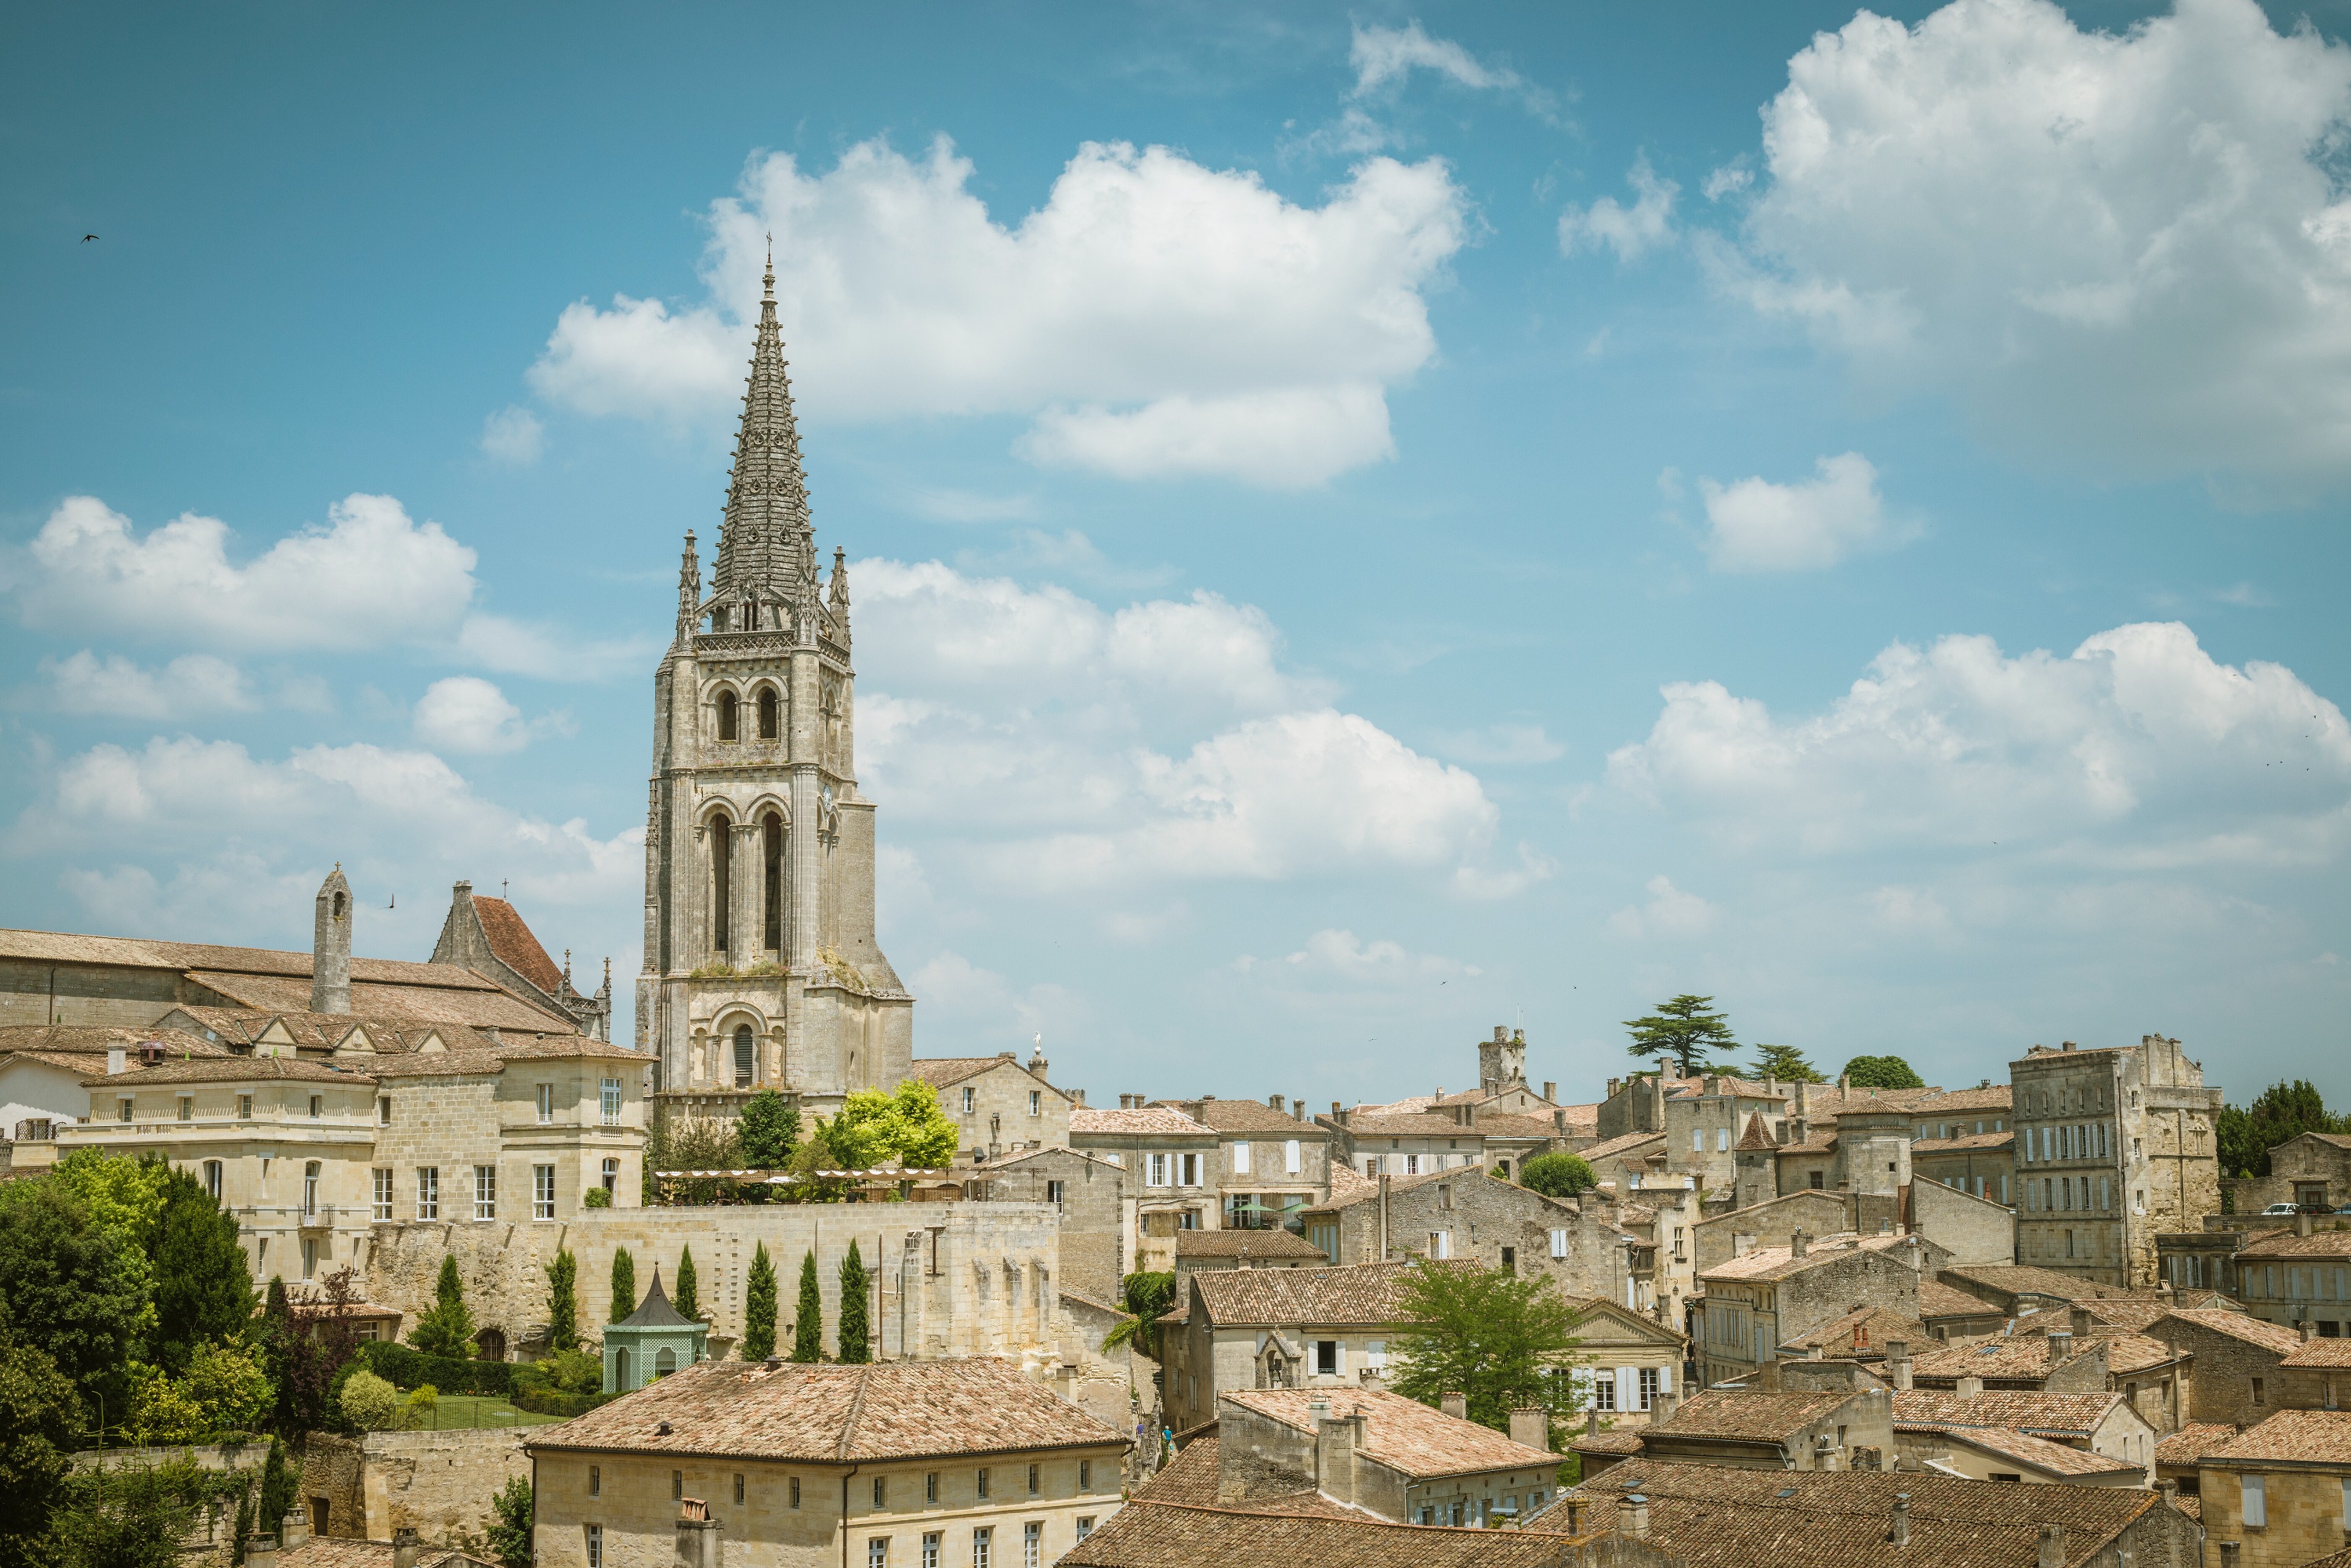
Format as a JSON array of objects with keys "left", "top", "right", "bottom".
[
  {"left": 1099, "top": 1273, "right": 1176, "bottom": 1360},
  {"left": 545, "top": 1250, "right": 579, "bottom": 1354},
  {"left": 792, "top": 1252, "right": 823, "bottom": 1363},
  {"left": 183, "top": 1339, "right": 272, "bottom": 1435},
  {"left": 1517, "top": 1153, "right": 1596, "bottom": 1200},
  {"left": 2217, "top": 1080, "right": 2350, "bottom": 1178},
  {"left": 608, "top": 1249, "right": 636, "bottom": 1324},
  {"left": 1622, "top": 994, "right": 1738, "bottom": 1076},
  {"left": 738, "top": 1091, "right": 801, "bottom": 1170},
  {"left": 0, "top": 1336, "right": 78, "bottom": 1568},
  {"left": 741, "top": 1244, "right": 777, "bottom": 1362},
  {"left": 0, "top": 1177, "right": 145, "bottom": 1418},
  {"left": 407, "top": 1258, "right": 476, "bottom": 1359},
  {"left": 1750, "top": 1044, "right": 1826, "bottom": 1084},
  {"left": 647, "top": 1116, "right": 743, "bottom": 1205},
  {"left": 486, "top": 1476, "right": 533, "bottom": 1568},
  {"left": 48, "top": 1455, "right": 208, "bottom": 1568},
  {"left": 338, "top": 1370, "right": 400, "bottom": 1432},
  {"left": 837, "top": 1243, "right": 870, "bottom": 1365},
  {"left": 675, "top": 1248, "right": 700, "bottom": 1321},
  {"left": 147, "top": 1165, "right": 256, "bottom": 1377},
  {"left": 1389, "top": 1262, "right": 1582, "bottom": 1444},
  {"left": 257, "top": 1437, "right": 300, "bottom": 1542},
  {"left": 816, "top": 1081, "right": 959, "bottom": 1171},
  {"left": 49, "top": 1151, "right": 172, "bottom": 1344},
  {"left": 1840, "top": 1055, "right": 1925, "bottom": 1090}
]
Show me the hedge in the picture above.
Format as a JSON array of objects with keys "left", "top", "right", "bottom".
[
  {"left": 353, "top": 1340, "right": 515, "bottom": 1396},
  {"left": 513, "top": 1389, "right": 622, "bottom": 1418}
]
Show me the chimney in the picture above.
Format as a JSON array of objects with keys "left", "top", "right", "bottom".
[
  {"left": 2049, "top": 1328, "right": 2074, "bottom": 1363},
  {"left": 1622, "top": 1494, "right": 1650, "bottom": 1539},
  {"left": 676, "top": 1497, "right": 723, "bottom": 1568},
  {"left": 1651, "top": 1388, "right": 1679, "bottom": 1423},
  {"left": 1957, "top": 1374, "right": 1983, "bottom": 1398},
  {"left": 1071, "top": 1088, "right": 1085, "bottom": 1106},
  {"left": 1270, "top": 1095, "right": 1286, "bottom": 1114},
  {"left": 1294, "top": 1097, "right": 1306, "bottom": 1121},
  {"left": 1563, "top": 1498, "right": 1588, "bottom": 1535},
  {"left": 1838, "top": 1073, "right": 1852, "bottom": 1095},
  {"left": 107, "top": 1045, "right": 126, "bottom": 1076},
  {"left": 1509, "top": 1407, "right": 1549, "bottom": 1450},
  {"left": 2038, "top": 1525, "right": 2065, "bottom": 1568},
  {"left": 2298, "top": 1210, "right": 2315, "bottom": 1239},
  {"left": 1440, "top": 1391, "right": 1468, "bottom": 1420},
  {"left": 1790, "top": 1228, "right": 1809, "bottom": 1259},
  {"left": 1587, "top": 1407, "right": 1600, "bottom": 1438},
  {"left": 1609, "top": 1077, "right": 1622, "bottom": 1099},
  {"left": 393, "top": 1530, "right": 420, "bottom": 1568},
  {"left": 280, "top": 1505, "right": 310, "bottom": 1551},
  {"left": 1889, "top": 1494, "right": 1911, "bottom": 1547},
  {"left": 248, "top": 1537, "right": 279, "bottom": 1568},
  {"left": 1316, "top": 1414, "right": 1360, "bottom": 1505},
  {"left": 1761, "top": 1358, "right": 1783, "bottom": 1392},
  {"left": 2302, "top": 1320, "right": 2319, "bottom": 1342},
  {"left": 1889, "top": 1339, "right": 1913, "bottom": 1391},
  {"left": 1544, "top": 1081, "right": 1557, "bottom": 1103},
  {"left": 312, "top": 864, "right": 353, "bottom": 1015},
  {"left": 1733, "top": 1234, "right": 1753, "bottom": 1258}
]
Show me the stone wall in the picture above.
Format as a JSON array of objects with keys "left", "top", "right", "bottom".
[
  {"left": 302, "top": 1429, "right": 531, "bottom": 1548},
  {"left": 1326, "top": 1175, "right": 1628, "bottom": 1305},
  {"left": 1694, "top": 1190, "right": 1847, "bottom": 1274},
  {"left": 2151, "top": 1316, "right": 2292, "bottom": 1427},
  {"left": 360, "top": 1200, "right": 1068, "bottom": 1363},
  {"left": 981, "top": 1149, "right": 1125, "bottom": 1302},
  {"left": 1911, "top": 1177, "right": 2016, "bottom": 1266},
  {"left": 2199, "top": 1458, "right": 2351, "bottom": 1568}
]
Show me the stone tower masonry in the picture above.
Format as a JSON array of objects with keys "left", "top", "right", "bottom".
[
  {"left": 312, "top": 864, "right": 352, "bottom": 1014},
  {"left": 635, "top": 244, "right": 912, "bottom": 1117}
]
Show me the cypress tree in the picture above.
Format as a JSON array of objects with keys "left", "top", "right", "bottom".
[
  {"left": 741, "top": 1243, "right": 777, "bottom": 1362},
  {"left": 545, "top": 1248, "right": 579, "bottom": 1353},
  {"left": 792, "top": 1251, "right": 823, "bottom": 1363},
  {"left": 258, "top": 1437, "right": 299, "bottom": 1539},
  {"left": 837, "top": 1240, "right": 870, "bottom": 1365},
  {"left": 609, "top": 1248, "right": 636, "bottom": 1323},
  {"left": 676, "top": 1246, "right": 699, "bottom": 1320}
]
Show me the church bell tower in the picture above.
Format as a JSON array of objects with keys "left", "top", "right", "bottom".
[{"left": 636, "top": 245, "right": 912, "bottom": 1116}]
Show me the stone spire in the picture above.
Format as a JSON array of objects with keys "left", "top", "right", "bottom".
[
  {"left": 674, "top": 529, "right": 701, "bottom": 644},
  {"left": 712, "top": 234, "right": 814, "bottom": 612}
]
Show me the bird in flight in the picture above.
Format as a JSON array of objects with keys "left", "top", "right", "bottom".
[{"left": 81, "top": 234, "right": 98, "bottom": 243}]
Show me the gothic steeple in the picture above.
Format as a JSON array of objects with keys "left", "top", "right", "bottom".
[
  {"left": 674, "top": 529, "right": 701, "bottom": 646},
  {"left": 713, "top": 236, "right": 815, "bottom": 614}
]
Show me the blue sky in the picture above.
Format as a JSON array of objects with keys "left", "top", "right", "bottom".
[{"left": 5, "top": 0, "right": 2348, "bottom": 1106}]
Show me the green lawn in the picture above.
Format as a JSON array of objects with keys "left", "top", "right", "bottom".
[{"left": 401, "top": 1394, "right": 566, "bottom": 1429}]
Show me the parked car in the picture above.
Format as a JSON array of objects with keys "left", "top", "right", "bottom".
[{"left": 2260, "top": 1202, "right": 2302, "bottom": 1215}]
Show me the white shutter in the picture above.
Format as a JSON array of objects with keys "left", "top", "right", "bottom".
[
  {"left": 2244, "top": 1475, "right": 2266, "bottom": 1528},
  {"left": 1617, "top": 1367, "right": 1637, "bottom": 1407},
  {"left": 1286, "top": 1139, "right": 1301, "bottom": 1175},
  {"left": 1232, "top": 1141, "right": 1250, "bottom": 1174},
  {"left": 1333, "top": 1342, "right": 1347, "bottom": 1375},
  {"left": 1657, "top": 1363, "right": 1672, "bottom": 1393}
]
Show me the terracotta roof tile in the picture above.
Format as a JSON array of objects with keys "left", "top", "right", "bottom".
[
  {"left": 1578, "top": 1129, "right": 1668, "bottom": 1163},
  {"left": 189, "top": 971, "right": 572, "bottom": 1034},
  {"left": 2283, "top": 1337, "right": 2351, "bottom": 1368},
  {"left": 2153, "top": 1307, "right": 2306, "bottom": 1355},
  {"left": 1900, "top": 1085, "right": 2016, "bottom": 1115},
  {"left": 82, "top": 1056, "right": 374, "bottom": 1087},
  {"left": 469, "top": 896, "right": 567, "bottom": 996},
  {"left": 1907, "top": 1335, "right": 2078, "bottom": 1382},
  {"left": 908, "top": 1056, "right": 1026, "bottom": 1088},
  {"left": 1940, "top": 1265, "right": 2151, "bottom": 1303},
  {"left": 1162, "top": 1098, "right": 1332, "bottom": 1135},
  {"left": 1918, "top": 1279, "right": 1997, "bottom": 1320},
  {"left": 2208, "top": 1408, "right": 2351, "bottom": 1466},
  {"left": 2154, "top": 1422, "right": 2240, "bottom": 1467},
  {"left": 1173, "top": 1229, "right": 1330, "bottom": 1261},
  {"left": 1219, "top": 1388, "right": 1555, "bottom": 1478},
  {"left": 525, "top": 1357, "right": 1123, "bottom": 1462},
  {"left": 1190, "top": 1262, "right": 1424, "bottom": 1327},
  {"left": 1327, "top": 1110, "right": 1488, "bottom": 1139},
  {"left": 1071, "top": 1106, "right": 1214, "bottom": 1138},
  {"left": 1901, "top": 1421, "right": 2141, "bottom": 1476},
  {"left": 1784, "top": 1304, "right": 1929, "bottom": 1356},
  {"left": 2236, "top": 1229, "right": 2351, "bottom": 1259},
  {"left": 1648, "top": 1389, "right": 1860, "bottom": 1442},
  {"left": 0, "top": 1024, "right": 229, "bottom": 1057},
  {"left": 1061, "top": 1501, "right": 1581, "bottom": 1568},
  {"left": 1911, "top": 1131, "right": 2015, "bottom": 1153},
  {"left": 1702, "top": 1232, "right": 1920, "bottom": 1283},
  {"left": 1889, "top": 1389, "right": 2123, "bottom": 1439}
]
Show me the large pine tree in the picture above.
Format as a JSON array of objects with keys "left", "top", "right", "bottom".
[
  {"left": 792, "top": 1251, "right": 823, "bottom": 1363},
  {"left": 148, "top": 1164, "right": 257, "bottom": 1375},
  {"left": 1622, "top": 994, "right": 1738, "bottom": 1076},
  {"left": 741, "top": 1244, "right": 777, "bottom": 1362}
]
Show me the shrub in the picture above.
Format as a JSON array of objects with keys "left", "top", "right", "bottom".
[
  {"left": 581, "top": 1188, "right": 612, "bottom": 1208},
  {"left": 400, "top": 1385, "right": 438, "bottom": 1430},
  {"left": 1519, "top": 1153, "right": 1597, "bottom": 1200},
  {"left": 338, "top": 1371, "right": 400, "bottom": 1432},
  {"left": 353, "top": 1341, "right": 514, "bottom": 1396}
]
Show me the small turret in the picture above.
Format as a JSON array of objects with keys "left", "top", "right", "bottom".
[
  {"left": 313, "top": 864, "right": 353, "bottom": 1014},
  {"left": 676, "top": 531, "right": 701, "bottom": 644}
]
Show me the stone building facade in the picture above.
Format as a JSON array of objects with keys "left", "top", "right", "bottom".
[
  {"left": 1296, "top": 1168, "right": 1636, "bottom": 1307},
  {"left": 1694, "top": 1233, "right": 1934, "bottom": 1389},
  {"left": 2230, "top": 1220, "right": 2351, "bottom": 1336},
  {"left": 1160, "top": 1263, "right": 1419, "bottom": 1435},
  {"left": 2197, "top": 1410, "right": 2351, "bottom": 1568},
  {"left": 636, "top": 256, "right": 911, "bottom": 1116},
  {"left": 912, "top": 1050, "right": 1070, "bottom": 1164},
  {"left": 977, "top": 1145, "right": 1129, "bottom": 1303},
  {"left": 432, "top": 882, "right": 611, "bottom": 1041},
  {"left": 2012, "top": 1036, "right": 2222, "bottom": 1287},
  {"left": 2150, "top": 1308, "right": 2308, "bottom": 1427}
]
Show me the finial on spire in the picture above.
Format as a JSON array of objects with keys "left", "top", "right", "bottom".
[{"left": 763, "top": 232, "right": 774, "bottom": 301}]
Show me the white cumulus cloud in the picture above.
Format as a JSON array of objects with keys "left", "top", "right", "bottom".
[
  {"left": 1559, "top": 155, "right": 1679, "bottom": 263},
  {"left": 1608, "top": 875, "right": 1719, "bottom": 939},
  {"left": 480, "top": 406, "right": 545, "bottom": 465},
  {"left": 413, "top": 676, "right": 542, "bottom": 755},
  {"left": 1700, "top": 452, "right": 1910, "bottom": 573},
  {"left": 35, "top": 651, "right": 259, "bottom": 719},
  {"left": 1725, "top": 0, "right": 2351, "bottom": 491},
  {"left": 527, "top": 137, "right": 1469, "bottom": 487}
]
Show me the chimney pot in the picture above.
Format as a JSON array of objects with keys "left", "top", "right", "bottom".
[
  {"left": 1790, "top": 1228, "right": 1809, "bottom": 1259},
  {"left": 2038, "top": 1524, "right": 2066, "bottom": 1568},
  {"left": 1440, "top": 1391, "right": 1468, "bottom": 1420},
  {"left": 1509, "top": 1407, "right": 1548, "bottom": 1451},
  {"left": 1890, "top": 1494, "right": 1911, "bottom": 1548},
  {"left": 1270, "top": 1094, "right": 1285, "bottom": 1113},
  {"left": 1624, "top": 1494, "right": 1650, "bottom": 1540},
  {"left": 2297, "top": 1210, "right": 2316, "bottom": 1238},
  {"left": 1544, "top": 1081, "right": 1557, "bottom": 1102},
  {"left": 1957, "top": 1374, "right": 1983, "bottom": 1397},
  {"left": 2302, "top": 1320, "right": 2319, "bottom": 1342},
  {"left": 2049, "top": 1328, "right": 2074, "bottom": 1362},
  {"left": 107, "top": 1045, "right": 126, "bottom": 1076}
]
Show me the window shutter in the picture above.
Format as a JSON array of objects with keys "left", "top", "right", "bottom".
[{"left": 1657, "top": 1363, "right": 1672, "bottom": 1393}]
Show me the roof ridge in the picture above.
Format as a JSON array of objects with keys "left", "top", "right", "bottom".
[{"left": 837, "top": 1361, "right": 872, "bottom": 1463}]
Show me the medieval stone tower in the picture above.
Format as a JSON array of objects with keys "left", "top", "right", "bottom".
[{"left": 636, "top": 251, "right": 912, "bottom": 1117}]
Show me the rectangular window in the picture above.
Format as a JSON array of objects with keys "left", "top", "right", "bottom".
[
  {"left": 538, "top": 1084, "right": 554, "bottom": 1124},
  {"left": 962, "top": 1087, "right": 976, "bottom": 1114},
  {"left": 1079, "top": 1460, "right": 1091, "bottom": 1490},
  {"left": 602, "top": 1157, "right": 618, "bottom": 1197},
  {"left": 1716, "top": 1128, "right": 1730, "bottom": 1151},
  {"left": 1179, "top": 1152, "right": 1200, "bottom": 1186},
  {"left": 602, "top": 1078, "right": 622, "bottom": 1126},
  {"left": 922, "top": 1535, "right": 940, "bottom": 1568},
  {"left": 534, "top": 1164, "right": 556, "bottom": 1220},
  {"left": 1232, "top": 1141, "right": 1250, "bottom": 1174},
  {"left": 2244, "top": 1472, "right": 2267, "bottom": 1528},
  {"left": 1593, "top": 1372, "right": 1617, "bottom": 1411},
  {"left": 1026, "top": 1464, "right": 1038, "bottom": 1496},
  {"left": 1074, "top": 1519, "right": 1093, "bottom": 1543},
  {"left": 2253, "top": 1378, "right": 2266, "bottom": 1406},
  {"left": 178, "top": 1095, "right": 193, "bottom": 1122},
  {"left": 585, "top": 1525, "right": 602, "bottom": 1568},
  {"left": 204, "top": 1161, "right": 223, "bottom": 1201},
  {"left": 1022, "top": 1523, "right": 1041, "bottom": 1568},
  {"left": 1316, "top": 1339, "right": 1339, "bottom": 1376},
  {"left": 1028, "top": 1090, "right": 1041, "bottom": 1117},
  {"left": 309, "top": 1094, "right": 322, "bottom": 1120},
  {"left": 970, "top": 1530, "right": 991, "bottom": 1568},
  {"left": 874, "top": 1476, "right": 886, "bottom": 1507},
  {"left": 791, "top": 1477, "right": 802, "bottom": 1508},
  {"left": 1148, "top": 1152, "right": 1168, "bottom": 1187},
  {"left": 417, "top": 1168, "right": 439, "bottom": 1220},
  {"left": 926, "top": 1473, "right": 938, "bottom": 1504},
  {"left": 241, "top": 1094, "right": 254, "bottom": 1120},
  {"left": 301, "top": 1237, "right": 318, "bottom": 1280},
  {"left": 1404, "top": 1153, "right": 1422, "bottom": 1175},
  {"left": 1045, "top": 1179, "right": 1065, "bottom": 1209},
  {"left": 1639, "top": 1367, "right": 1661, "bottom": 1410},
  {"left": 735, "top": 1475, "right": 745, "bottom": 1505},
  {"left": 118, "top": 1097, "right": 132, "bottom": 1123},
  {"left": 976, "top": 1468, "right": 990, "bottom": 1500},
  {"left": 869, "top": 1541, "right": 888, "bottom": 1568},
  {"left": 474, "top": 1166, "right": 497, "bottom": 1222},
  {"left": 1285, "top": 1139, "right": 1301, "bottom": 1175},
  {"left": 589, "top": 1466, "right": 600, "bottom": 1497}
]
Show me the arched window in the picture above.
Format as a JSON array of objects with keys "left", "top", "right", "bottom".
[
  {"left": 717, "top": 690, "right": 739, "bottom": 741},
  {"left": 614, "top": 1346, "right": 632, "bottom": 1388},
  {"left": 710, "top": 813, "right": 733, "bottom": 952},
  {"left": 655, "top": 1345, "right": 678, "bottom": 1378},
  {"left": 734, "top": 1024, "right": 755, "bottom": 1088},
  {"left": 762, "top": 813, "right": 784, "bottom": 952},
  {"left": 332, "top": 892, "right": 345, "bottom": 918},
  {"left": 758, "top": 687, "right": 779, "bottom": 741}
]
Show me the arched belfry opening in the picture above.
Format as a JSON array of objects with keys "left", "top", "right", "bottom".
[
  {"left": 758, "top": 687, "right": 779, "bottom": 741},
  {"left": 717, "top": 690, "right": 738, "bottom": 741},
  {"left": 709, "top": 811, "right": 732, "bottom": 953},
  {"left": 733, "top": 1023, "right": 755, "bottom": 1087},
  {"left": 761, "top": 813, "right": 784, "bottom": 953}
]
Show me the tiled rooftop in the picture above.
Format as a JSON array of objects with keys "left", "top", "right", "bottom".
[
  {"left": 1061, "top": 1501, "right": 1584, "bottom": 1568},
  {"left": 1574, "top": 1129, "right": 1666, "bottom": 1163},
  {"left": 83, "top": 1054, "right": 374, "bottom": 1087},
  {"left": 1646, "top": 1389, "right": 1859, "bottom": 1442},
  {"left": 524, "top": 1357, "right": 1124, "bottom": 1462},
  {"left": 0, "top": 1023, "right": 230, "bottom": 1058},
  {"left": 1901, "top": 1421, "right": 2141, "bottom": 1476},
  {"left": 1188, "top": 1261, "right": 1424, "bottom": 1327},
  {"left": 1702, "top": 1232, "right": 1918, "bottom": 1283},
  {"left": 907, "top": 1055, "right": 1027, "bottom": 1088},
  {"left": 2208, "top": 1408, "right": 2351, "bottom": 1466},
  {"left": 1939, "top": 1264, "right": 2151, "bottom": 1303},
  {"left": 1173, "top": 1229, "right": 1330, "bottom": 1261},
  {"left": 1918, "top": 1278, "right": 1998, "bottom": 1320},
  {"left": 2154, "top": 1307, "right": 2306, "bottom": 1354},
  {"left": 2235, "top": 1228, "right": 2351, "bottom": 1259},
  {"left": 1071, "top": 1106, "right": 1215, "bottom": 1137},
  {"left": 1784, "top": 1304, "right": 1929, "bottom": 1356},
  {"left": 2282, "top": 1336, "right": 2351, "bottom": 1368},
  {"left": 1162, "top": 1097, "right": 1331, "bottom": 1135},
  {"left": 469, "top": 894, "right": 567, "bottom": 996},
  {"left": 2154, "top": 1421, "right": 2240, "bottom": 1468},
  {"left": 1889, "top": 1388, "right": 2123, "bottom": 1439},
  {"left": 1219, "top": 1388, "right": 1556, "bottom": 1477}
]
